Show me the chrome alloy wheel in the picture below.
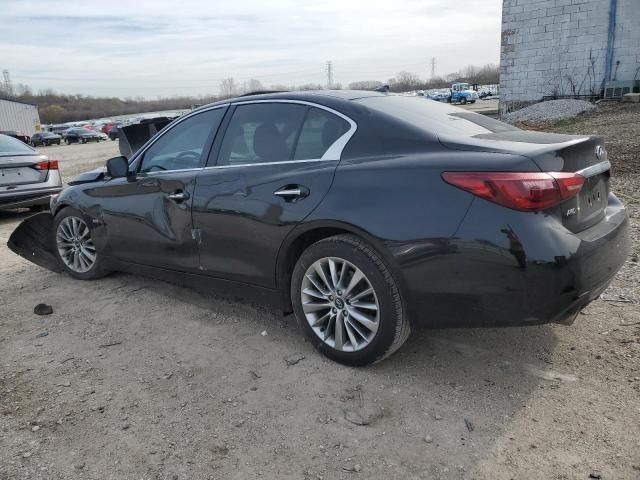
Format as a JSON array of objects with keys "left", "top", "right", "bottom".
[
  {"left": 56, "top": 216, "right": 97, "bottom": 273},
  {"left": 300, "top": 257, "right": 380, "bottom": 352}
]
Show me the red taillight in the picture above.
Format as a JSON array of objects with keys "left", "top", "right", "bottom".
[
  {"left": 35, "top": 160, "right": 59, "bottom": 170},
  {"left": 441, "top": 171, "right": 585, "bottom": 211}
]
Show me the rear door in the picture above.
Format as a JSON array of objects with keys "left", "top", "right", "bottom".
[
  {"left": 192, "top": 101, "right": 354, "bottom": 288},
  {"left": 91, "top": 106, "right": 227, "bottom": 271}
]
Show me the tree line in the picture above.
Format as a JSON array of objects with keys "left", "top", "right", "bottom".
[{"left": 0, "top": 64, "right": 498, "bottom": 124}]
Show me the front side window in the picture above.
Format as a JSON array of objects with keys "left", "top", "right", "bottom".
[
  {"left": 140, "top": 108, "right": 224, "bottom": 173},
  {"left": 217, "top": 103, "right": 307, "bottom": 166}
]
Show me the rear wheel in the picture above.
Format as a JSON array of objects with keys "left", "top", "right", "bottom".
[
  {"left": 291, "top": 234, "right": 410, "bottom": 366},
  {"left": 53, "top": 207, "right": 109, "bottom": 280}
]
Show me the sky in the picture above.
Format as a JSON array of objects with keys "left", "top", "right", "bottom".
[{"left": 0, "top": 0, "right": 502, "bottom": 99}]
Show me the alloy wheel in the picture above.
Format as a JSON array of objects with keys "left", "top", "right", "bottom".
[
  {"left": 56, "top": 216, "right": 97, "bottom": 273},
  {"left": 300, "top": 257, "right": 380, "bottom": 352}
]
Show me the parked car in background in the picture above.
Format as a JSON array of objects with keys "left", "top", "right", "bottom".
[
  {"left": 31, "top": 132, "right": 62, "bottom": 147},
  {"left": 84, "top": 127, "right": 108, "bottom": 141},
  {"left": 0, "top": 133, "right": 62, "bottom": 211},
  {"left": 9, "top": 91, "right": 628, "bottom": 365},
  {"left": 63, "top": 128, "right": 102, "bottom": 144},
  {"left": 108, "top": 125, "right": 120, "bottom": 140},
  {"left": 0, "top": 130, "right": 31, "bottom": 144},
  {"left": 101, "top": 123, "right": 115, "bottom": 134}
]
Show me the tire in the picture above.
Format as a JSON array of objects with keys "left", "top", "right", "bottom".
[
  {"left": 461, "top": 97, "right": 467, "bottom": 105},
  {"left": 53, "top": 207, "right": 109, "bottom": 280},
  {"left": 81, "top": 138, "right": 86, "bottom": 144},
  {"left": 65, "top": 138, "right": 71, "bottom": 145},
  {"left": 291, "top": 234, "right": 410, "bottom": 366}
]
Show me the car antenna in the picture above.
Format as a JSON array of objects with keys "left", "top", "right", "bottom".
[{"left": 373, "top": 84, "right": 390, "bottom": 92}]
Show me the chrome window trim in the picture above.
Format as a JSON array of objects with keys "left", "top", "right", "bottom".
[
  {"left": 129, "top": 103, "right": 230, "bottom": 169},
  {"left": 140, "top": 158, "right": 337, "bottom": 176},
  {"left": 576, "top": 160, "right": 611, "bottom": 178}
]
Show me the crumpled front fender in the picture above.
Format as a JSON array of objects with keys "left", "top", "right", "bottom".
[{"left": 7, "top": 212, "right": 63, "bottom": 272}]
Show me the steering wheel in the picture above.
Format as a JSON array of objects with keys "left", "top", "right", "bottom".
[{"left": 175, "top": 150, "right": 201, "bottom": 166}]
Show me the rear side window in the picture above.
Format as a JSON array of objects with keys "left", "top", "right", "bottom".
[
  {"left": 0, "top": 134, "right": 33, "bottom": 154},
  {"left": 217, "top": 103, "right": 307, "bottom": 166},
  {"left": 139, "top": 108, "right": 224, "bottom": 173},
  {"left": 293, "top": 108, "right": 349, "bottom": 160}
]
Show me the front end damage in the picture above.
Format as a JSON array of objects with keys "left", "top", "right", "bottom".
[{"left": 7, "top": 212, "right": 63, "bottom": 272}]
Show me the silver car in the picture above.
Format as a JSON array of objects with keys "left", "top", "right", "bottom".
[{"left": 0, "top": 134, "right": 63, "bottom": 211}]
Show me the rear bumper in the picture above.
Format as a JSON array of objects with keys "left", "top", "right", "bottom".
[
  {"left": 0, "top": 171, "right": 63, "bottom": 210},
  {"left": 395, "top": 194, "right": 630, "bottom": 328}
]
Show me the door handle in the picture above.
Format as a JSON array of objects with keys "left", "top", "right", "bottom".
[
  {"left": 274, "top": 185, "right": 309, "bottom": 201},
  {"left": 166, "top": 191, "right": 190, "bottom": 201}
]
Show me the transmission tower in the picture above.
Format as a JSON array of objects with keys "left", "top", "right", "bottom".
[
  {"left": 2, "top": 70, "right": 12, "bottom": 94},
  {"left": 326, "top": 61, "right": 333, "bottom": 89},
  {"left": 430, "top": 58, "right": 436, "bottom": 79}
]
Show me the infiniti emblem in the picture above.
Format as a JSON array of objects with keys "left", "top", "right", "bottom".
[{"left": 595, "top": 145, "right": 605, "bottom": 160}]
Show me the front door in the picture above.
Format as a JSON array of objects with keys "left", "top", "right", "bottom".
[
  {"left": 192, "top": 102, "right": 353, "bottom": 288},
  {"left": 92, "top": 106, "right": 227, "bottom": 271}
]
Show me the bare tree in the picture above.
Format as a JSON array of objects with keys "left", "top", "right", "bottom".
[
  {"left": 219, "top": 77, "right": 237, "bottom": 98},
  {"left": 348, "top": 80, "right": 383, "bottom": 90},
  {"left": 244, "top": 79, "right": 265, "bottom": 93}
]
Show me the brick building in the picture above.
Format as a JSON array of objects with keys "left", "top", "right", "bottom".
[{"left": 499, "top": 0, "right": 640, "bottom": 114}]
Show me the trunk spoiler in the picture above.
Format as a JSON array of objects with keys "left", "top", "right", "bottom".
[{"left": 7, "top": 213, "right": 63, "bottom": 272}]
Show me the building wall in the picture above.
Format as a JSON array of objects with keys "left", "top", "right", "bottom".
[
  {"left": 500, "top": 0, "right": 640, "bottom": 114},
  {"left": 0, "top": 98, "right": 41, "bottom": 136}
]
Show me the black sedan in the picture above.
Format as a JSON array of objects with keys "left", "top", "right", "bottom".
[
  {"left": 31, "top": 132, "right": 62, "bottom": 146},
  {"left": 8, "top": 91, "right": 629, "bottom": 365},
  {"left": 63, "top": 128, "right": 102, "bottom": 144}
]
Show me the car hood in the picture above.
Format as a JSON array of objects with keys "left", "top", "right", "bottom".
[{"left": 68, "top": 167, "right": 106, "bottom": 185}]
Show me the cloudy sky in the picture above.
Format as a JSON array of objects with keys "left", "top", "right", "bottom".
[{"left": 1, "top": 0, "right": 502, "bottom": 98}]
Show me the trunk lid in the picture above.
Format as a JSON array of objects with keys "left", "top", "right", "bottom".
[
  {"left": 0, "top": 154, "right": 49, "bottom": 187},
  {"left": 439, "top": 130, "right": 610, "bottom": 232}
]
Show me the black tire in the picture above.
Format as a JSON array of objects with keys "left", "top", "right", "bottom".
[
  {"left": 81, "top": 138, "right": 86, "bottom": 144},
  {"left": 291, "top": 234, "right": 410, "bottom": 366},
  {"left": 52, "top": 207, "right": 110, "bottom": 280},
  {"left": 461, "top": 97, "right": 467, "bottom": 105},
  {"left": 65, "top": 138, "right": 71, "bottom": 145},
  {"left": 56, "top": 141, "right": 60, "bottom": 145}
]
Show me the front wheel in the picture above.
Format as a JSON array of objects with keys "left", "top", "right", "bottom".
[
  {"left": 65, "top": 138, "right": 71, "bottom": 145},
  {"left": 461, "top": 97, "right": 467, "bottom": 105},
  {"left": 53, "top": 207, "right": 109, "bottom": 280},
  {"left": 291, "top": 234, "right": 410, "bottom": 366}
]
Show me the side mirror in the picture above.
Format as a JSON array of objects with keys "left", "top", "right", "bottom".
[{"left": 106, "top": 156, "right": 130, "bottom": 178}]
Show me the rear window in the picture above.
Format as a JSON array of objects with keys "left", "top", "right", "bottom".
[
  {"left": 0, "top": 134, "right": 34, "bottom": 154},
  {"left": 354, "top": 95, "right": 518, "bottom": 136}
]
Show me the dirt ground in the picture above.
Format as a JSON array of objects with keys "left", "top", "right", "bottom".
[{"left": 1, "top": 105, "right": 639, "bottom": 480}]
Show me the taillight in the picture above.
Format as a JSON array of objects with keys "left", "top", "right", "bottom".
[
  {"left": 441, "top": 171, "right": 585, "bottom": 211},
  {"left": 35, "top": 160, "right": 59, "bottom": 170}
]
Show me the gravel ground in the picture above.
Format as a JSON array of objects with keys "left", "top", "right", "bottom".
[
  {"left": 1, "top": 107, "right": 639, "bottom": 480},
  {"left": 503, "top": 99, "right": 595, "bottom": 124}
]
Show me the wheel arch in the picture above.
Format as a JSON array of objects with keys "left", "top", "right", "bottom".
[{"left": 276, "top": 220, "right": 402, "bottom": 313}]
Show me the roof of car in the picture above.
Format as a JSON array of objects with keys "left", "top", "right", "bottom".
[{"left": 202, "top": 89, "right": 392, "bottom": 110}]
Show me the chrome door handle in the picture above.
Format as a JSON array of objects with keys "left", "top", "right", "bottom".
[
  {"left": 274, "top": 188, "right": 303, "bottom": 198},
  {"left": 167, "top": 191, "right": 190, "bottom": 201}
]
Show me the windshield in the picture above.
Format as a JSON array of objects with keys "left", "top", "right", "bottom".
[
  {"left": 0, "top": 134, "right": 35, "bottom": 154},
  {"left": 457, "top": 83, "right": 470, "bottom": 90},
  {"left": 355, "top": 95, "right": 519, "bottom": 137}
]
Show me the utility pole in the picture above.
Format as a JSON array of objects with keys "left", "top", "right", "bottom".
[
  {"left": 430, "top": 58, "right": 436, "bottom": 79},
  {"left": 326, "top": 61, "right": 333, "bottom": 89},
  {"left": 2, "top": 70, "right": 12, "bottom": 94}
]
